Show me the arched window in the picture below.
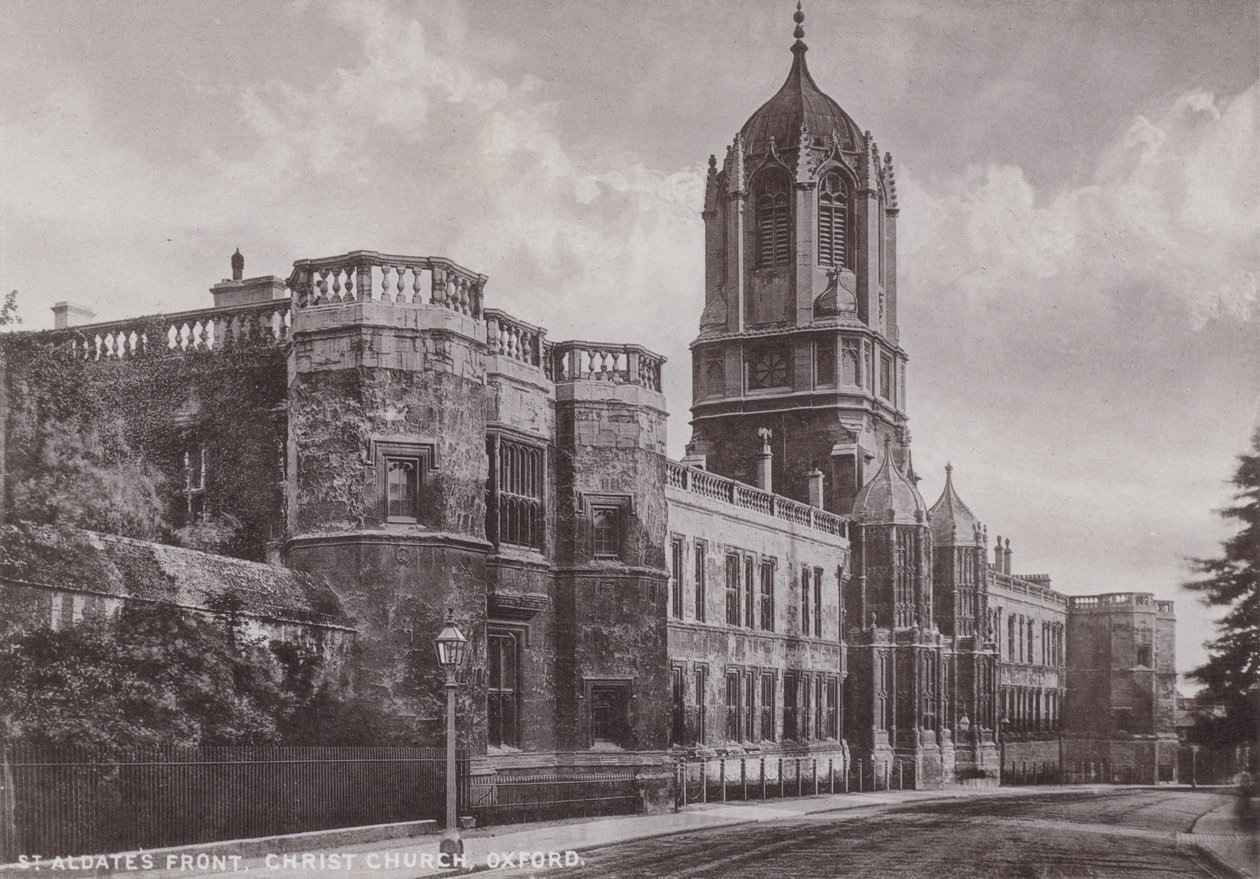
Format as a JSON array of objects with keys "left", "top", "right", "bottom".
[
  {"left": 818, "top": 172, "right": 849, "bottom": 268},
  {"left": 756, "top": 172, "right": 790, "bottom": 268}
]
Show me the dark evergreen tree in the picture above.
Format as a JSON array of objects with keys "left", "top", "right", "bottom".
[{"left": 1185, "top": 427, "right": 1260, "bottom": 748}]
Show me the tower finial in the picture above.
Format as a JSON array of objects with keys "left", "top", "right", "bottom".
[{"left": 793, "top": 2, "right": 806, "bottom": 43}]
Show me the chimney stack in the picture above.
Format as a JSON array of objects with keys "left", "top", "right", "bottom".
[
  {"left": 51, "top": 301, "right": 96, "bottom": 329},
  {"left": 994, "top": 535, "right": 1003, "bottom": 571},
  {"left": 756, "top": 428, "right": 773, "bottom": 493},
  {"left": 1003, "top": 537, "right": 1013, "bottom": 575},
  {"left": 231, "top": 248, "right": 244, "bottom": 282},
  {"left": 807, "top": 467, "right": 825, "bottom": 508}
]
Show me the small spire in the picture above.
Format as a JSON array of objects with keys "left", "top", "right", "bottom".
[
  {"left": 792, "top": 2, "right": 807, "bottom": 51},
  {"left": 945, "top": 461, "right": 954, "bottom": 475}
]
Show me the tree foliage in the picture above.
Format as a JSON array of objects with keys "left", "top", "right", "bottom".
[
  {"left": 0, "top": 290, "right": 19, "bottom": 327},
  {"left": 1185, "top": 427, "right": 1260, "bottom": 747},
  {"left": 0, "top": 603, "right": 289, "bottom": 748},
  {"left": 6, "top": 417, "right": 168, "bottom": 540}
]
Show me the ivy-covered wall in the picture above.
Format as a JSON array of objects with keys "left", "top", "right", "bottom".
[{"left": 1, "top": 328, "right": 288, "bottom": 562}]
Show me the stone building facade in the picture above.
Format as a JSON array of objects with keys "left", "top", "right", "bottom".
[{"left": 0, "top": 8, "right": 1177, "bottom": 789}]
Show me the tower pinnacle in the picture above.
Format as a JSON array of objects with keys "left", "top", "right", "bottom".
[{"left": 793, "top": 2, "right": 806, "bottom": 49}]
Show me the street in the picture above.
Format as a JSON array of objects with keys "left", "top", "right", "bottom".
[{"left": 500, "top": 789, "right": 1244, "bottom": 879}]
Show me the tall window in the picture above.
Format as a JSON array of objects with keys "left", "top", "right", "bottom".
[
  {"left": 841, "top": 340, "right": 860, "bottom": 386},
  {"left": 590, "top": 685, "right": 628, "bottom": 746},
  {"left": 725, "top": 554, "right": 740, "bottom": 626},
  {"left": 725, "top": 671, "right": 741, "bottom": 741},
  {"left": 760, "top": 561, "right": 775, "bottom": 632},
  {"left": 815, "top": 676, "right": 825, "bottom": 739},
  {"left": 490, "top": 438, "right": 544, "bottom": 549},
  {"left": 813, "top": 566, "right": 824, "bottom": 638},
  {"left": 783, "top": 672, "right": 798, "bottom": 740},
  {"left": 756, "top": 173, "right": 790, "bottom": 268},
  {"left": 670, "top": 667, "right": 685, "bottom": 746},
  {"left": 386, "top": 457, "right": 420, "bottom": 522},
  {"left": 760, "top": 673, "right": 775, "bottom": 741},
  {"left": 745, "top": 673, "right": 757, "bottom": 742},
  {"left": 816, "top": 338, "right": 836, "bottom": 387},
  {"left": 1007, "top": 616, "right": 1015, "bottom": 661},
  {"left": 487, "top": 632, "right": 519, "bottom": 748},
  {"left": 1027, "top": 619, "right": 1035, "bottom": 664},
  {"left": 693, "top": 667, "right": 707, "bottom": 743},
  {"left": 670, "top": 538, "right": 685, "bottom": 618},
  {"left": 592, "top": 506, "right": 621, "bottom": 558},
  {"left": 744, "top": 557, "right": 755, "bottom": 629},
  {"left": 801, "top": 567, "right": 811, "bottom": 636},
  {"left": 879, "top": 354, "right": 892, "bottom": 400},
  {"left": 817, "top": 172, "right": 849, "bottom": 268},
  {"left": 801, "top": 674, "right": 812, "bottom": 741},
  {"left": 825, "top": 678, "right": 839, "bottom": 739},
  {"left": 694, "top": 540, "right": 707, "bottom": 622}
]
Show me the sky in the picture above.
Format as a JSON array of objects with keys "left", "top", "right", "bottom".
[{"left": 1, "top": 0, "right": 1257, "bottom": 686}]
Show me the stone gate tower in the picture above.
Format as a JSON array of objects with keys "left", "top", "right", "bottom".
[{"left": 687, "top": 3, "right": 908, "bottom": 512}]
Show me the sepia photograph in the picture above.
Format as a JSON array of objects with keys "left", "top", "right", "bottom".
[{"left": 0, "top": 1, "right": 1257, "bottom": 877}]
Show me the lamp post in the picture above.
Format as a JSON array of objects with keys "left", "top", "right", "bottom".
[{"left": 435, "top": 608, "right": 467, "bottom": 858}]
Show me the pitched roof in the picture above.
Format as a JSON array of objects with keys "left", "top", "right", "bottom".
[
  {"left": 928, "top": 463, "right": 982, "bottom": 546},
  {"left": 1, "top": 523, "right": 351, "bottom": 629},
  {"left": 852, "top": 439, "right": 927, "bottom": 525}
]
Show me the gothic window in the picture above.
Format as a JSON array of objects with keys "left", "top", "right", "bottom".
[
  {"left": 813, "top": 566, "right": 824, "bottom": 637},
  {"left": 744, "top": 557, "right": 755, "bottom": 629},
  {"left": 800, "top": 566, "right": 811, "bottom": 635},
  {"left": 894, "top": 528, "right": 915, "bottom": 628},
  {"left": 725, "top": 553, "right": 741, "bottom": 626},
  {"left": 725, "top": 671, "right": 741, "bottom": 741},
  {"left": 825, "top": 678, "right": 838, "bottom": 739},
  {"left": 760, "top": 560, "right": 775, "bottom": 631},
  {"left": 1007, "top": 616, "right": 1016, "bottom": 661},
  {"left": 592, "top": 506, "right": 622, "bottom": 559},
  {"left": 670, "top": 537, "right": 685, "bottom": 618},
  {"left": 841, "top": 340, "right": 860, "bottom": 386},
  {"left": 487, "top": 631, "right": 520, "bottom": 748},
  {"left": 783, "top": 671, "right": 799, "bottom": 740},
  {"left": 818, "top": 172, "right": 850, "bottom": 268},
  {"left": 816, "top": 337, "right": 836, "bottom": 387},
  {"left": 693, "top": 666, "right": 707, "bottom": 743},
  {"left": 590, "top": 684, "right": 629, "bottom": 747},
  {"left": 670, "top": 666, "right": 686, "bottom": 746},
  {"left": 705, "top": 356, "right": 725, "bottom": 398},
  {"left": 694, "top": 540, "right": 707, "bottom": 622},
  {"left": 488, "top": 437, "right": 544, "bottom": 550},
  {"left": 745, "top": 672, "right": 757, "bottom": 742},
  {"left": 747, "top": 345, "right": 790, "bottom": 390},
  {"left": 879, "top": 354, "right": 892, "bottom": 401},
  {"left": 756, "top": 172, "right": 790, "bottom": 268},
  {"left": 1027, "top": 619, "right": 1035, "bottom": 664},
  {"left": 801, "top": 673, "right": 813, "bottom": 741},
  {"left": 760, "top": 672, "right": 776, "bottom": 741},
  {"left": 386, "top": 457, "right": 420, "bottom": 522},
  {"left": 1136, "top": 644, "right": 1152, "bottom": 668},
  {"left": 183, "top": 440, "right": 207, "bottom": 524}
]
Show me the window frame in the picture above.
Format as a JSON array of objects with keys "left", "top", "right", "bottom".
[
  {"left": 725, "top": 553, "right": 741, "bottom": 626},
  {"left": 755, "top": 171, "right": 791, "bottom": 269},
  {"left": 487, "top": 629, "right": 521, "bottom": 749},
  {"left": 585, "top": 493, "right": 631, "bottom": 561},
  {"left": 817, "top": 170, "right": 851, "bottom": 269},
  {"left": 670, "top": 536, "right": 686, "bottom": 619},
  {"left": 759, "top": 560, "right": 776, "bottom": 632},
  {"left": 694, "top": 540, "right": 707, "bottom": 622},
  {"left": 486, "top": 433, "right": 546, "bottom": 551},
  {"left": 369, "top": 438, "right": 437, "bottom": 526}
]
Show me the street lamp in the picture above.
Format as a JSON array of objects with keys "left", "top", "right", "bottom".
[{"left": 435, "top": 608, "right": 467, "bottom": 858}]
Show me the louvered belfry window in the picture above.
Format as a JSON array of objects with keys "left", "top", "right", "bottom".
[
  {"left": 818, "top": 172, "right": 849, "bottom": 268},
  {"left": 756, "top": 173, "right": 790, "bottom": 268}
]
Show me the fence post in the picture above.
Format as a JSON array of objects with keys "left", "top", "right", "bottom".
[
  {"left": 1190, "top": 748, "right": 1197, "bottom": 789},
  {"left": 814, "top": 759, "right": 819, "bottom": 796},
  {"left": 741, "top": 758, "right": 747, "bottom": 801},
  {"left": 899, "top": 761, "right": 904, "bottom": 790},
  {"left": 720, "top": 758, "right": 726, "bottom": 803},
  {"left": 796, "top": 758, "right": 802, "bottom": 798},
  {"left": 830, "top": 758, "right": 835, "bottom": 794},
  {"left": 884, "top": 761, "right": 890, "bottom": 791},
  {"left": 779, "top": 758, "right": 784, "bottom": 799},
  {"left": 761, "top": 757, "right": 766, "bottom": 800},
  {"left": 701, "top": 759, "right": 707, "bottom": 804}
]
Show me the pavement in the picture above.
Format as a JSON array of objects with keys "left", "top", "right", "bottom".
[{"left": 3, "top": 785, "right": 1252, "bottom": 878}]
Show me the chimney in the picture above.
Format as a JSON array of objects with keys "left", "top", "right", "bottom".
[
  {"left": 756, "top": 427, "right": 773, "bottom": 493},
  {"left": 807, "top": 467, "right": 825, "bottom": 508},
  {"left": 1003, "top": 537, "right": 1013, "bottom": 575},
  {"left": 994, "top": 535, "right": 1003, "bottom": 571},
  {"left": 51, "top": 301, "right": 96, "bottom": 329},
  {"left": 231, "top": 248, "right": 244, "bottom": 282}
]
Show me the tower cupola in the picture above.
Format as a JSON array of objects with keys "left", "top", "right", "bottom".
[
  {"left": 928, "top": 463, "right": 983, "bottom": 546},
  {"left": 852, "top": 438, "right": 927, "bottom": 525}
]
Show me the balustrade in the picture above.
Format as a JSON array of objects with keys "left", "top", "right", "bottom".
[
  {"left": 484, "top": 309, "right": 546, "bottom": 368},
  {"left": 550, "top": 342, "right": 664, "bottom": 392},
  {"left": 288, "top": 251, "right": 486, "bottom": 317},
  {"left": 665, "top": 460, "right": 849, "bottom": 540},
  {"left": 63, "top": 302, "right": 290, "bottom": 362}
]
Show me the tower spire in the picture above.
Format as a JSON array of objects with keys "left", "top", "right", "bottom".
[{"left": 792, "top": 2, "right": 806, "bottom": 52}]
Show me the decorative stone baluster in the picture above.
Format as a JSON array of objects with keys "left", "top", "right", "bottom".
[
  {"left": 395, "top": 265, "right": 407, "bottom": 303},
  {"left": 432, "top": 266, "right": 447, "bottom": 306},
  {"left": 412, "top": 266, "right": 423, "bottom": 306}
]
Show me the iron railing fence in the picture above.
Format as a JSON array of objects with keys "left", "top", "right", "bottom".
[
  {"left": 674, "top": 756, "right": 917, "bottom": 808},
  {"left": 472, "top": 770, "right": 641, "bottom": 827},
  {"left": 0, "top": 745, "right": 469, "bottom": 862}
]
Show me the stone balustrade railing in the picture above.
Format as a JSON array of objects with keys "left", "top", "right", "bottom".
[
  {"left": 666, "top": 460, "right": 848, "bottom": 540},
  {"left": 990, "top": 570, "right": 1067, "bottom": 605},
  {"left": 551, "top": 341, "right": 664, "bottom": 392},
  {"left": 484, "top": 309, "right": 548, "bottom": 370},
  {"left": 288, "top": 251, "right": 486, "bottom": 318},
  {"left": 60, "top": 300, "right": 291, "bottom": 361},
  {"left": 1068, "top": 593, "right": 1167, "bottom": 610}
]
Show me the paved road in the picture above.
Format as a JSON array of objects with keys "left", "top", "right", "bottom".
[{"left": 501, "top": 789, "right": 1241, "bottom": 879}]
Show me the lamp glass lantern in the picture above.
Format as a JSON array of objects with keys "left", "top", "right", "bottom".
[{"left": 435, "top": 611, "right": 468, "bottom": 672}]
